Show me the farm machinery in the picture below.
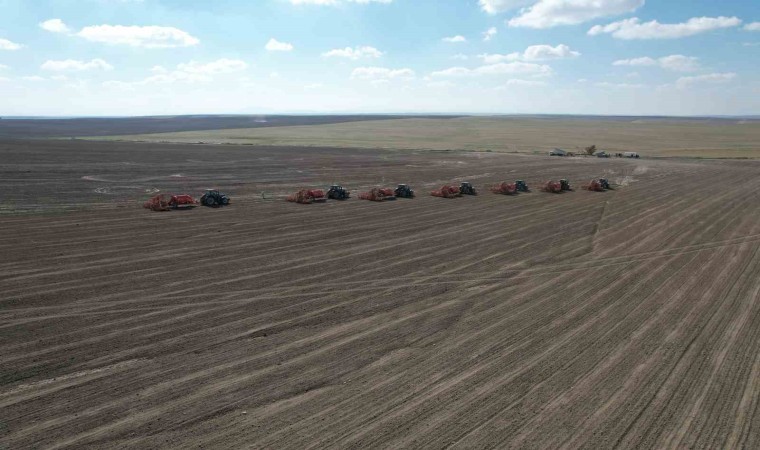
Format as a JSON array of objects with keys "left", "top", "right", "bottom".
[
  {"left": 584, "top": 178, "right": 612, "bottom": 191},
  {"left": 459, "top": 182, "right": 477, "bottom": 195},
  {"left": 394, "top": 184, "right": 415, "bottom": 198},
  {"left": 516, "top": 180, "right": 529, "bottom": 192},
  {"left": 541, "top": 179, "right": 572, "bottom": 193},
  {"left": 490, "top": 182, "right": 517, "bottom": 195},
  {"left": 287, "top": 189, "right": 328, "bottom": 204},
  {"left": 359, "top": 187, "right": 392, "bottom": 202},
  {"left": 143, "top": 194, "right": 199, "bottom": 211},
  {"left": 327, "top": 185, "right": 350, "bottom": 200},
  {"left": 200, "top": 189, "right": 230, "bottom": 207},
  {"left": 540, "top": 181, "right": 563, "bottom": 193},
  {"left": 431, "top": 185, "right": 461, "bottom": 198}
]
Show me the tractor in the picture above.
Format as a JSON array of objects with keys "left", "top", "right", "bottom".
[
  {"left": 327, "top": 185, "right": 350, "bottom": 200},
  {"left": 200, "top": 189, "right": 230, "bottom": 207},
  {"left": 394, "top": 184, "right": 415, "bottom": 198},
  {"left": 560, "top": 179, "right": 572, "bottom": 191},
  {"left": 584, "top": 178, "right": 612, "bottom": 191},
  {"left": 460, "top": 182, "right": 477, "bottom": 196},
  {"left": 516, "top": 180, "right": 529, "bottom": 192}
]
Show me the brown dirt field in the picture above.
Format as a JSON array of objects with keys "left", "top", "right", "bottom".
[
  {"left": 90, "top": 116, "right": 760, "bottom": 159},
  {"left": 1, "top": 140, "right": 760, "bottom": 449}
]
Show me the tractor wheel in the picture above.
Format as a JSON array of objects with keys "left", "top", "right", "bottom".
[
  {"left": 205, "top": 197, "right": 217, "bottom": 207},
  {"left": 222, "top": 197, "right": 229, "bottom": 205}
]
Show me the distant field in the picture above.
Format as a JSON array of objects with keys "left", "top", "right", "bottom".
[
  {"left": 0, "top": 115, "right": 460, "bottom": 138},
  {"left": 88, "top": 116, "right": 760, "bottom": 158}
]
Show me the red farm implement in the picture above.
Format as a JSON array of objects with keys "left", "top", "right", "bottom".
[
  {"left": 143, "top": 194, "right": 198, "bottom": 211},
  {"left": 490, "top": 182, "right": 518, "bottom": 195},
  {"left": 431, "top": 185, "right": 461, "bottom": 198},
  {"left": 359, "top": 188, "right": 389, "bottom": 202},
  {"left": 584, "top": 179, "right": 604, "bottom": 191},
  {"left": 541, "top": 181, "right": 563, "bottom": 193},
  {"left": 287, "top": 189, "right": 328, "bottom": 204}
]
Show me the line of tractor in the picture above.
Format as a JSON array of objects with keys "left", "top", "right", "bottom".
[
  {"left": 286, "top": 178, "right": 612, "bottom": 204},
  {"left": 143, "top": 178, "right": 612, "bottom": 211}
]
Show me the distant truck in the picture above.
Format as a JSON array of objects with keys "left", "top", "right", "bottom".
[
  {"left": 624, "top": 152, "right": 640, "bottom": 158},
  {"left": 549, "top": 148, "right": 567, "bottom": 156}
]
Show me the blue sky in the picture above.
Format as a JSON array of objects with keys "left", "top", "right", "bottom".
[{"left": 0, "top": 0, "right": 758, "bottom": 116}]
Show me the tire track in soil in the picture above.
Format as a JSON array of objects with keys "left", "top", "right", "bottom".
[{"left": 1, "top": 143, "right": 759, "bottom": 449}]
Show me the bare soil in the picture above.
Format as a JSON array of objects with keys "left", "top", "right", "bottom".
[
  {"left": 1, "top": 139, "right": 759, "bottom": 449},
  {"left": 90, "top": 116, "right": 760, "bottom": 159}
]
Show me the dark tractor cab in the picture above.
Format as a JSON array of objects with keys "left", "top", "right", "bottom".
[
  {"left": 460, "top": 182, "right": 477, "bottom": 196},
  {"left": 327, "top": 185, "right": 350, "bottom": 200},
  {"left": 559, "top": 179, "right": 572, "bottom": 191},
  {"left": 515, "top": 180, "right": 529, "bottom": 192},
  {"left": 394, "top": 184, "right": 415, "bottom": 198},
  {"left": 599, "top": 178, "right": 611, "bottom": 190},
  {"left": 200, "top": 189, "right": 230, "bottom": 207}
]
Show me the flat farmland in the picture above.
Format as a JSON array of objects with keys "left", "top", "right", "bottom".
[
  {"left": 90, "top": 116, "right": 760, "bottom": 159},
  {"left": 1, "top": 139, "right": 760, "bottom": 449}
]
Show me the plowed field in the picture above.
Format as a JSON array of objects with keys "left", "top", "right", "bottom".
[{"left": 2, "top": 140, "right": 759, "bottom": 449}]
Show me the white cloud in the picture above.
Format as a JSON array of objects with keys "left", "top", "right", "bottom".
[
  {"left": 523, "top": 44, "right": 580, "bottom": 60},
  {"left": 479, "top": 44, "right": 579, "bottom": 63},
  {"left": 589, "top": 16, "right": 742, "bottom": 39},
  {"left": 443, "top": 35, "right": 467, "bottom": 43},
  {"left": 478, "top": 53, "right": 520, "bottom": 64},
  {"left": 0, "top": 38, "right": 23, "bottom": 50},
  {"left": 22, "top": 76, "right": 47, "bottom": 82},
  {"left": 478, "top": 0, "right": 532, "bottom": 14},
  {"left": 41, "top": 59, "right": 114, "bottom": 71},
  {"left": 431, "top": 61, "right": 552, "bottom": 77},
  {"left": 289, "top": 0, "right": 392, "bottom": 4},
  {"left": 613, "top": 55, "right": 700, "bottom": 72},
  {"left": 427, "top": 80, "right": 455, "bottom": 88},
  {"left": 658, "top": 55, "right": 700, "bottom": 72},
  {"left": 744, "top": 22, "right": 760, "bottom": 31},
  {"left": 497, "top": 79, "right": 547, "bottom": 88},
  {"left": 676, "top": 72, "right": 736, "bottom": 89},
  {"left": 452, "top": 54, "right": 469, "bottom": 60},
  {"left": 596, "top": 82, "right": 645, "bottom": 89},
  {"left": 0, "top": 64, "right": 8, "bottom": 70},
  {"left": 612, "top": 56, "right": 656, "bottom": 66},
  {"left": 104, "top": 58, "right": 247, "bottom": 88},
  {"left": 176, "top": 59, "right": 248, "bottom": 74},
  {"left": 509, "top": 0, "right": 644, "bottom": 29},
  {"left": 351, "top": 66, "right": 415, "bottom": 80},
  {"left": 39, "top": 18, "right": 71, "bottom": 34},
  {"left": 483, "top": 27, "right": 498, "bottom": 41},
  {"left": 77, "top": 24, "right": 199, "bottom": 48},
  {"left": 266, "top": 38, "right": 294, "bottom": 52},
  {"left": 323, "top": 46, "right": 383, "bottom": 59}
]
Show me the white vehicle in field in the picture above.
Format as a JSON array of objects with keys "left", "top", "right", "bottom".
[
  {"left": 624, "top": 152, "right": 640, "bottom": 158},
  {"left": 549, "top": 148, "right": 567, "bottom": 156}
]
